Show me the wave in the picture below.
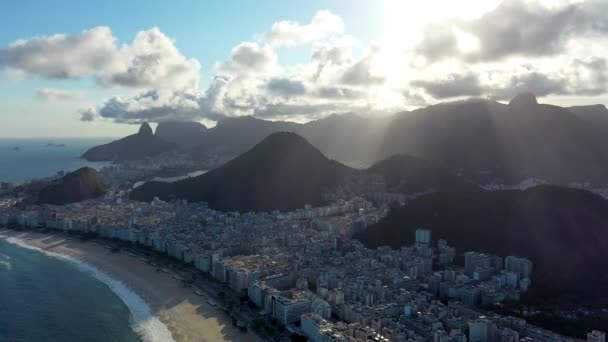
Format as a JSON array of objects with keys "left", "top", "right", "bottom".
[{"left": 2, "top": 236, "right": 175, "bottom": 342}]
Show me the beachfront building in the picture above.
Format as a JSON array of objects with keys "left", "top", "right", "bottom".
[{"left": 275, "top": 294, "right": 311, "bottom": 325}]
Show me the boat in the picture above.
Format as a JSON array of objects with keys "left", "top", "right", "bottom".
[
  {"left": 161, "top": 268, "right": 170, "bottom": 273},
  {"left": 127, "top": 252, "right": 138, "bottom": 257},
  {"left": 207, "top": 299, "right": 216, "bottom": 306},
  {"left": 194, "top": 290, "right": 204, "bottom": 296}
]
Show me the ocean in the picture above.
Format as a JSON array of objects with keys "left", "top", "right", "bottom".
[
  {"left": 0, "top": 237, "right": 142, "bottom": 342},
  {"left": 0, "top": 138, "right": 163, "bottom": 342},
  {"left": 0, "top": 138, "right": 113, "bottom": 183}
]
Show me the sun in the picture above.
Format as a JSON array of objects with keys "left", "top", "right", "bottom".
[{"left": 379, "top": 0, "right": 502, "bottom": 50}]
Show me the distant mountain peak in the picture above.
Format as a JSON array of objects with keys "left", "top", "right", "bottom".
[
  {"left": 154, "top": 121, "right": 207, "bottom": 147},
  {"left": 509, "top": 92, "right": 538, "bottom": 109},
  {"left": 138, "top": 122, "right": 153, "bottom": 136},
  {"left": 82, "top": 122, "right": 174, "bottom": 161}
]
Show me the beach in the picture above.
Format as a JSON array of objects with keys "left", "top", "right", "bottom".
[{"left": 0, "top": 228, "right": 260, "bottom": 342}]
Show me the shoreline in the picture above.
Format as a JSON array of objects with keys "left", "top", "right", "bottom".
[{"left": 0, "top": 228, "right": 258, "bottom": 342}]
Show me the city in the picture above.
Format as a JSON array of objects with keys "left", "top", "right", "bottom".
[{"left": 1, "top": 176, "right": 605, "bottom": 341}]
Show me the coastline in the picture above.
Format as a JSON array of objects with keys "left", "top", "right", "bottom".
[{"left": 0, "top": 228, "right": 258, "bottom": 342}]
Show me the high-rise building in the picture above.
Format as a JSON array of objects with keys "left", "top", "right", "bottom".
[
  {"left": 275, "top": 295, "right": 311, "bottom": 325},
  {"left": 505, "top": 256, "right": 533, "bottom": 278},
  {"left": 465, "top": 252, "right": 503, "bottom": 276},
  {"left": 415, "top": 228, "right": 431, "bottom": 246},
  {"left": 469, "top": 319, "right": 488, "bottom": 342}
]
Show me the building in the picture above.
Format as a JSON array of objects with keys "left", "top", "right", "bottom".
[
  {"left": 275, "top": 295, "right": 311, "bottom": 325},
  {"left": 416, "top": 228, "right": 431, "bottom": 247},
  {"left": 505, "top": 256, "right": 533, "bottom": 278},
  {"left": 588, "top": 330, "right": 606, "bottom": 342},
  {"left": 465, "top": 252, "right": 502, "bottom": 276},
  {"left": 311, "top": 297, "right": 332, "bottom": 319},
  {"left": 469, "top": 319, "right": 488, "bottom": 342},
  {"left": 301, "top": 313, "right": 332, "bottom": 342}
]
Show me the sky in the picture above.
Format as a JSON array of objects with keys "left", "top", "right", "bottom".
[{"left": 0, "top": 0, "right": 607, "bottom": 137}]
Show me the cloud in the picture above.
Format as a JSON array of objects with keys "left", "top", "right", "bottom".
[
  {"left": 566, "top": 57, "right": 608, "bottom": 96},
  {"left": 82, "top": 89, "right": 202, "bottom": 123},
  {"left": 340, "top": 49, "right": 385, "bottom": 86},
  {"left": 485, "top": 71, "right": 567, "bottom": 100},
  {"left": 316, "top": 86, "right": 364, "bottom": 99},
  {"left": 411, "top": 72, "right": 483, "bottom": 99},
  {"left": 416, "top": 24, "right": 460, "bottom": 62},
  {"left": 253, "top": 102, "right": 342, "bottom": 121},
  {"left": 1, "top": 26, "right": 199, "bottom": 91},
  {"left": 99, "top": 27, "right": 200, "bottom": 90},
  {"left": 266, "top": 77, "right": 307, "bottom": 96},
  {"left": 81, "top": 76, "right": 232, "bottom": 123},
  {"left": 37, "top": 88, "right": 86, "bottom": 101},
  {"left": 215, "top": 42, "right": 279, "bottom": 77},
  {"left": 416, "top": 0, "right": 608, "bottom": 62},
  {"left": 266, "top": 10, "right": 344, "bottom": 47},
  {"left": 0, "top": 27, "right": 119, "bottom": 79},
  {"left": 51, "top": 3, "right": 608, "bottom": 126},
  {"left": 79, "top": 108, "right": 98, "bottom": 122}
]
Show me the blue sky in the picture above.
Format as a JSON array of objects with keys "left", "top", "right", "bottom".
[
  {"left": 1, "top": 0, "right": 607, "bottom": 137},
  {"left": 0, "top": 0, "right": 385, "bottom": 137}
]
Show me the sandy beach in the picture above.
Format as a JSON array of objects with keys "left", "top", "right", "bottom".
[{"left": 0, "top": 228, "right": 261, "bottom": 342}]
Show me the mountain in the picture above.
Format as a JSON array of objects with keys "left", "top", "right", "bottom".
[
  {"left": 568, "top": 104, "right": 608, "bottom": 129},
  {"left": 132, "top": 132, "right": 356, "bottom": 211},
  {"left": 366, "top": 155, "right": 480, "bottom": 193},
  {"left": 82, "top": 123, "right": 175, "bottom": 162},
  {"left": 296, "top": 113, "right": 391, "bottom": 167},
  {"left": 155, "top": 121, "right": 207, "bottom": 147},
  {"left": 186, "top": 113, "right": 388, "bottom": 167},
  {"left": 380, "top": 94, "right": 608, "bottom": 184},
  {"left": 182, "top": 94, "right": 608, "bottom": 184},
  {"left": 189, "top": 116, "right": 301, "bottom": 158},
  {"left": 131, "top": 131, "right": 479, "bottom": 211},
  {"left": 356, "top": 185, "right": 608, "bottom": 306},
  {"left": 37, "top": 167, "right": 106, "bottom": 205}
]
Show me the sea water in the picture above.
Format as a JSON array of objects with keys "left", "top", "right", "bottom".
[
  {"left": 0, "top": 138, "right": 112, "bottom": 183},
  {"left": 0, "top": 237, "right": 147, "bottom": 342}
]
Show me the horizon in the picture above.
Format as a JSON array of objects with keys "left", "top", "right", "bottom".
[{"left": 1, "top": 0, "right": 608, "bottom": 137}]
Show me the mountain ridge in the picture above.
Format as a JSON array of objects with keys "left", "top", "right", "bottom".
[{"left": 82, "top": 123, "right": 174, "bottom": 162}]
